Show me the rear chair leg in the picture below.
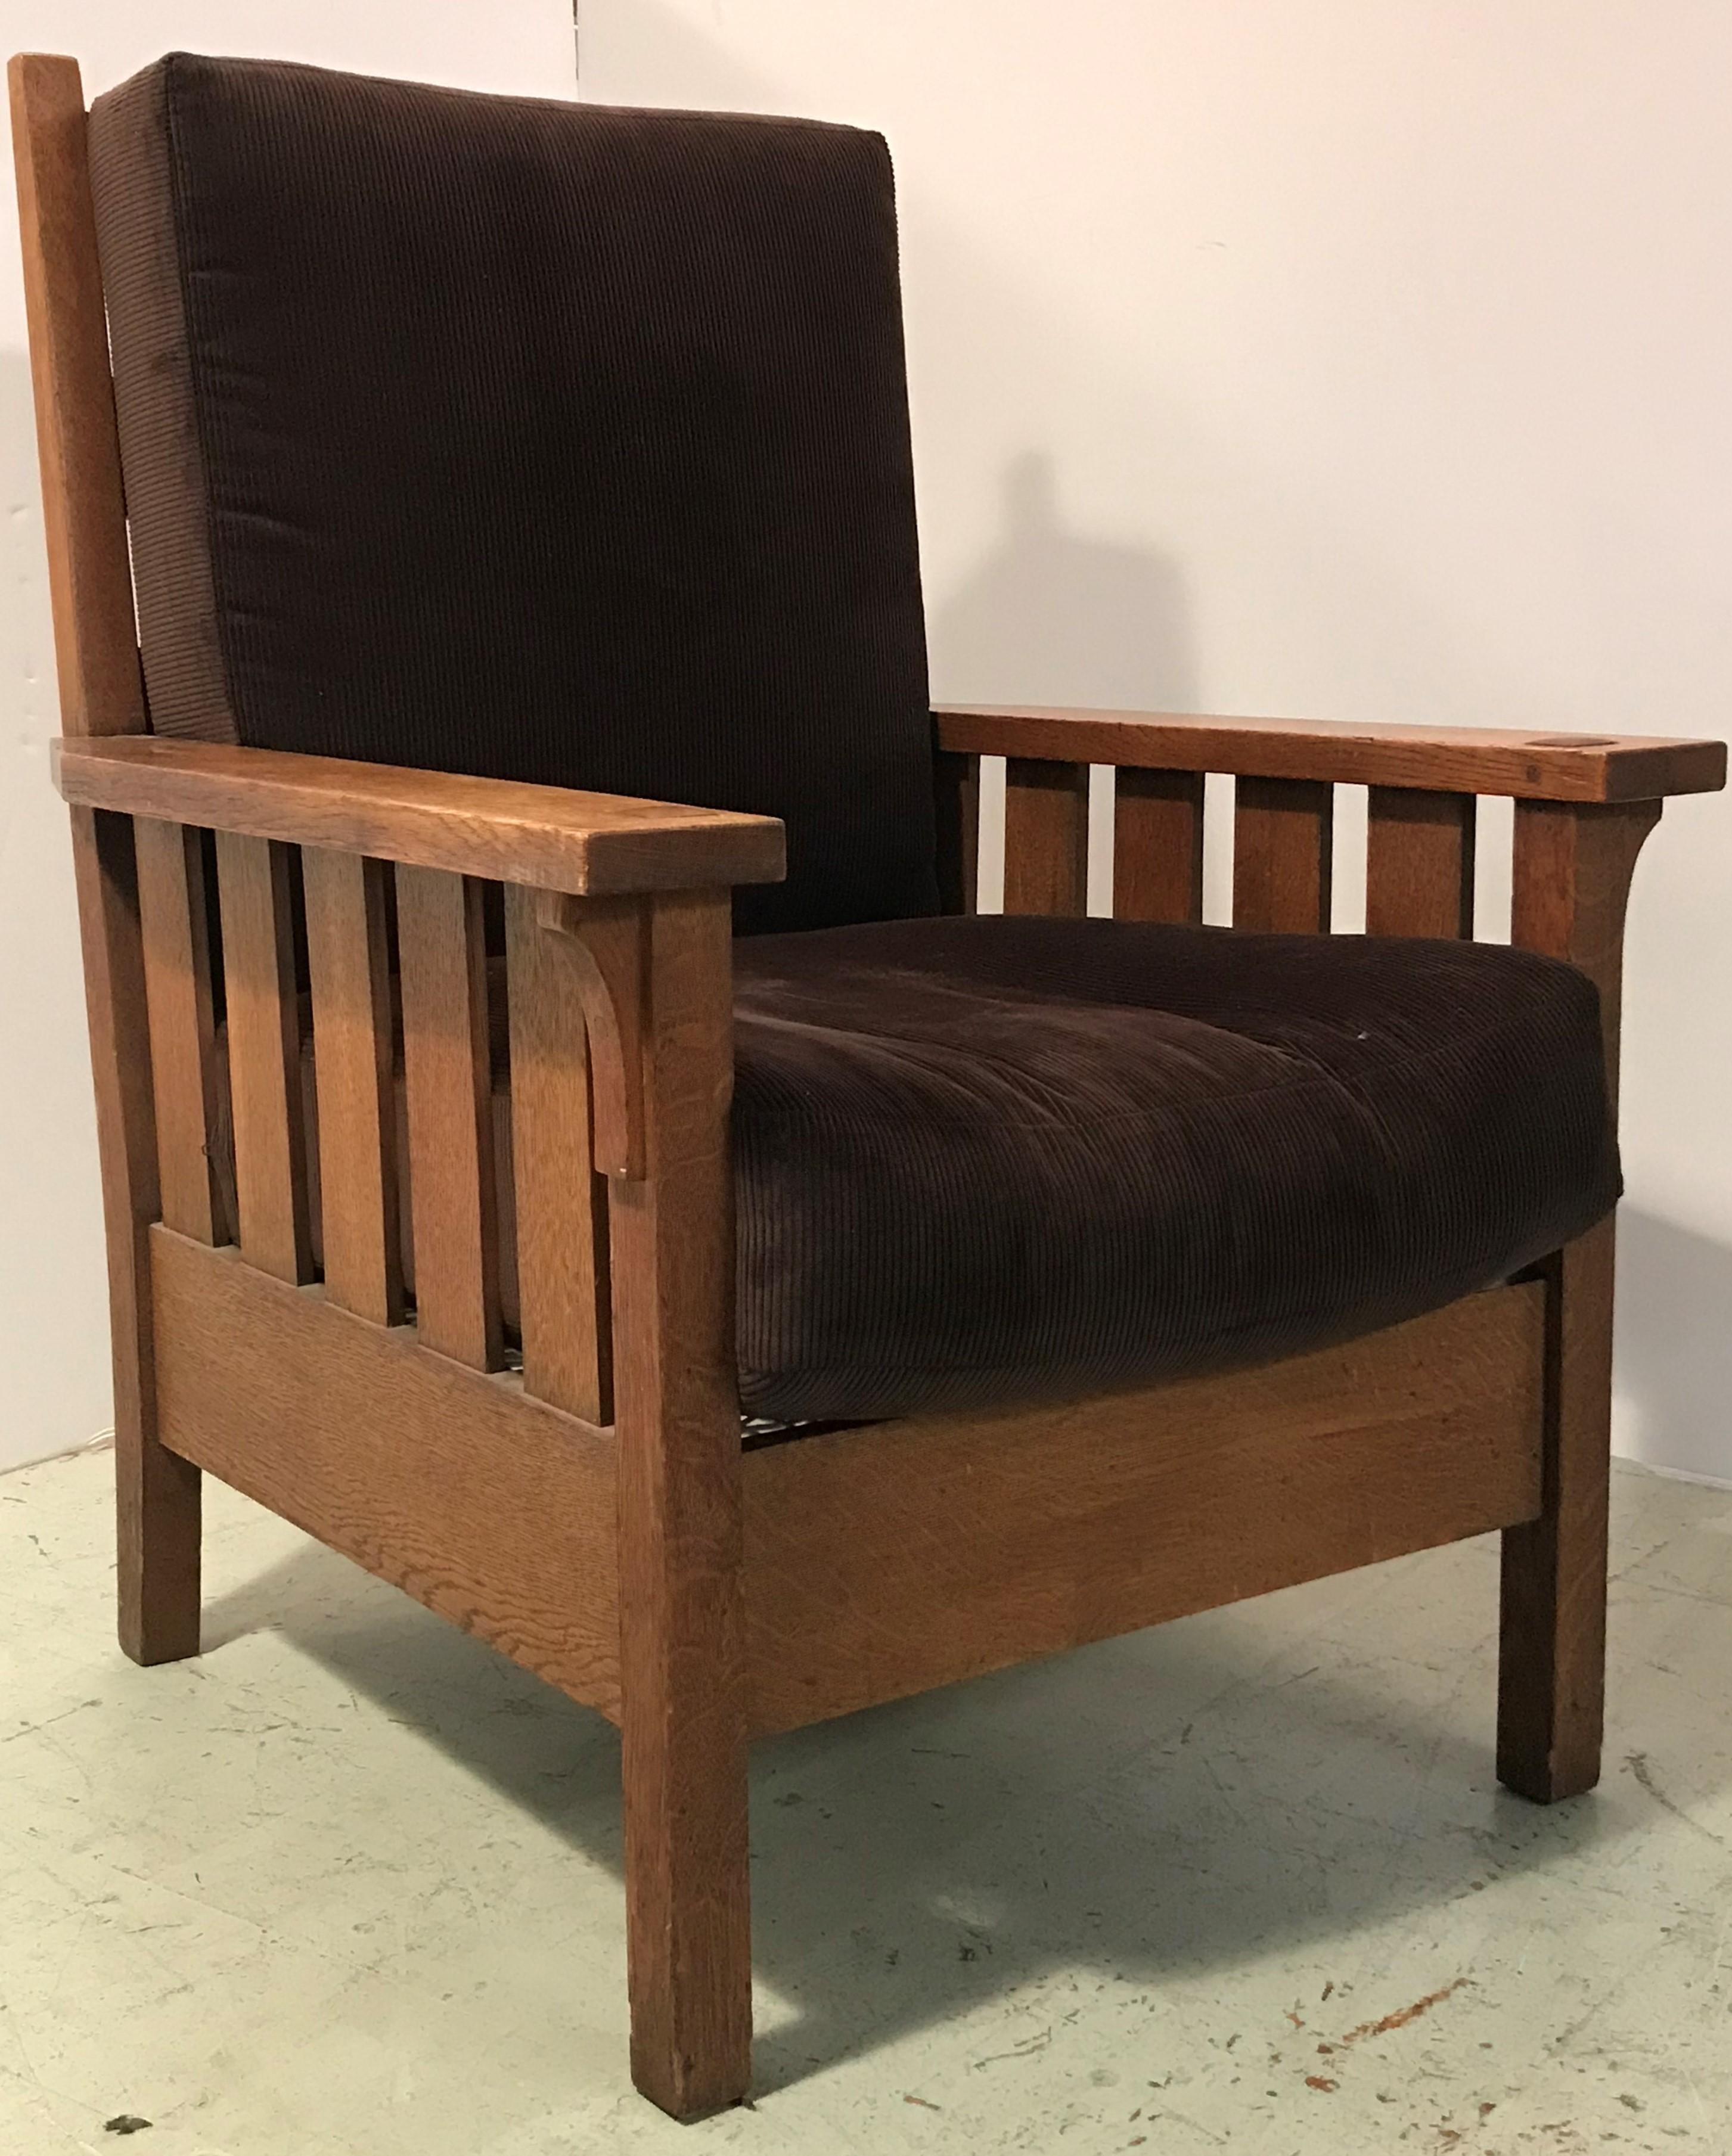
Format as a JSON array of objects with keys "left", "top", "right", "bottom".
[
  {"left": 72, "top": 810, "right": 203, "bottom": 1667},
  {"left": 117, "top": 1373, "right": 202, "bottom": 1666},
  {"left": 1497, "top": 1219, "right": 1615, "bottom": 1802}
]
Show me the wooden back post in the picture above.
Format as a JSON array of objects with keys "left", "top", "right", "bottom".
[{"left": 11, "top": 51, "right": 200, "bottom": 1663}]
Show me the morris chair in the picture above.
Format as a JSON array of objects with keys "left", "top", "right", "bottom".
[{"left": 12, "top": 48, "right": 1727, "bottom": 2118}]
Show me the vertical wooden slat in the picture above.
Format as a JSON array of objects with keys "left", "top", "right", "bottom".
[
  {"left": 1365, "top": 787, "right": 1476, "bottom": 938},
  {"left": 303, "top": 849, "right": 403, "bottom": 1325},
  {"left": 613, "top": 889, "right": 751, "bottom": 2118},
  {"left": 504, "top": 883, "right": 612, "bottom": 1424},
  {"left": 397, "top": 864, "right": 502, "bottom": 1371},
  {"left": 1113, "top": 768, "right": 1205, "bottom": 923},
  {"left": 933, "top": 747, "right": 980, "bottom": 915},
  {"left": 1003, "top": 759, "right": 1089, "bottom": 916},
  {"left": 1233, "top": 775, "right": 1334, "bottom": 931},
  {"left": 134, "top": 818, "right": 220, "bottom": 1241},
  {"left": 216, "top": 833, "right": 314, "bottom": 1284},
  {"left": 1498, "top": 798, "right": 1660, "bottom": 1805}
]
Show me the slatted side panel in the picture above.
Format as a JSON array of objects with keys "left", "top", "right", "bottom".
[
  {"left": 1003, "top": 759, "right": 1089, "bottom": 917},
  {"left": 303, "top": 849, "right": 403, "bottom": 1326},
  {"left": 505, "top": 883, "right": 613, "bottom": 1424},
  {"left": 396, "top": 864, "right": 503, "bottom": 1371},
  {"left": 215, "top": 832, "right": 313, "bottom": 1284},
  {"left": 134, "top": 818, "right": 221, "bottom": 1242},
  {"left": 1233, "top": 775, "right": 1334, "bottom": 931},
  {"left": 1366, "top": 787, "right": 1476, "bottom": 938},
  {"left": 1112, "top": 768, "right": 1205, "bottom": 924},
  {"left": 980, "top": 757, "right": 1497, "bottom": 940}
]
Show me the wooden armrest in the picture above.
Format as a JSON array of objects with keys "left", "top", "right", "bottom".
[
  {"left": 935, "top": 704, "right": 1726, "bottom": 804},
  {"left": 52, "top": 735, "right": 786, "bottom": 894}
]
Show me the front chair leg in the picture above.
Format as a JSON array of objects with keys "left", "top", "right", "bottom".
[
  {"left": 1497, "top": 1219, "right": 1615, "bottom": 1802},
  {"left": 599, "top": 888, "right": 752, "bottom": 2116},
  {"left": 1498, "top": 800, "right": 1656, "bottom": 1803},
  {"left": 620, "top": 1611, "right": 752, "bottom": 2116}
]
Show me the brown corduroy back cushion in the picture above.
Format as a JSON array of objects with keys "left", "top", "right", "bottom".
[{"left": 87, "top": 54, "right": 939, "bottom": 936}]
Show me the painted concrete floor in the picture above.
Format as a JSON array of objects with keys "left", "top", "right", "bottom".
[{"left": 2, "top": 1452, "right": 1731, "bottom": 2155}]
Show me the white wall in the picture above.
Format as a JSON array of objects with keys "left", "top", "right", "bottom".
[
  {"left": 4, "top": 4, "right": 1728, "bottom": 1475},
  {"left": 0, "top": 3, "right": 576, "bottom": 1471}
]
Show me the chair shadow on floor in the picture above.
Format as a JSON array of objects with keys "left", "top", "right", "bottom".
[{"left": 199, "top": 1531, "right": 1657, "bottom": 2095}]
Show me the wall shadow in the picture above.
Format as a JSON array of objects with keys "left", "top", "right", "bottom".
[
  {"left": 1615, "top": 1207, "right": 1732, "bottom": 1485},
  {"left": 929, "top": 451, "right": 1200, "bottom": 909},
  {"left": 930, "top": 449, "right": 1198, "bottom": 712}
]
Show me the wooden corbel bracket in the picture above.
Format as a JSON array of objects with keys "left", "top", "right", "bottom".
[{"left": 536, "top": 890, "right": 647, "bottom": 1180}]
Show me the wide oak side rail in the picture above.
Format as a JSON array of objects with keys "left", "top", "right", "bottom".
[
  {"left": 52, "top": 734, "right": 786, "bottom": 897},
  {"left": 935, "top": 703, "right": 1727, "bottom": 803}
]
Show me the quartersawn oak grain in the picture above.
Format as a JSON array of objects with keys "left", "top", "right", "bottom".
[
  {"left": 745, "top": 1282, "right": 1545, "bottom": 1736},
  {"left": 52, "top": 734, "right": 787, "bottom": 896},
  {"left": 150, "top": 1228, "right": 620, "bottom": 1717},
  {"left": 303, "top": 848, "right": 403, "bottom": 1326},
  {"left": 536, "top": 891, "right": 648, "bottom": 1181},
  {"left": 11, "top": 52, "right": 200, "bottom": 1664},
  {"left": 1498, "top": 799, "right": 1660, "bottom": 1804},
  {"left": 1112, "top": 767, "right": 1204, "bottom": 924},
  {"left": 1233, "top": 775, "right": 1333, "bottom": 932},
  {"left": 1003, "top": 757, "right": 1090, "bottom": 916},
  {"left": 9, "top": 55, "right": 142, "bottom": 738},
  {"left": 936, "top": 704, "right": 1726, "bottom": 803},
  {"left": 76, "top": 810, "right": 204, "bottom": 1663},
  {"left": 397, "top": 865, "right": 504, "bottom": 1372},
  {"left": 609, "top": 891, "right": 752, "bottom": 2119},
  {"left": 1366, "top": 787, "right": 1476, "bottom": 939},
  {"left": 504, "top": 882, "right": 613, "bottom": 1424},
  {"left": 215, "top": 832, "right": 314, "bottom": 1285},
  {"left": 134, "top": 818, "right": 221, "bottom": 1243}
]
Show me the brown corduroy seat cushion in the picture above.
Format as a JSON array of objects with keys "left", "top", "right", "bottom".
[
  {"left": 729, "top": 916, "right": 1618, "bottom": 1421},
  {"left": 210, "top": 915, "right": 1618, "bottom": 1425}
]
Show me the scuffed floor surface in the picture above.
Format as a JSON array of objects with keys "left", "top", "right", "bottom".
[{"left": 3, "top": 1450, "right": 1731, "bottom": 2154}]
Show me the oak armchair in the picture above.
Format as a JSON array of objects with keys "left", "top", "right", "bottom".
[{"left": 13, "top": 48, "right": 1725, "bottom": 2121}]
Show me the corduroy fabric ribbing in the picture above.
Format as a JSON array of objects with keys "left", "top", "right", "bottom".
[
  {"left": 86, "top": 63, "right": 234, "bottom": 743},
  {"left": 729, "top": 916, "right": 1620, "bottom": 1422},
  {"left": 87, "top": 53, "right": 939, "bottom": 935}
]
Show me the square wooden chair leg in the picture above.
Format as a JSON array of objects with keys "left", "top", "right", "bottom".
[
  {"left": 611, "top": 889, "right": 753, "bottom": 2118},
  {"left": 1497, "top": 1217, "right": 1615, "bottom": 1803},
  {"left": 621, "top": 1676, "right": 752, "bottom": 2118},
  {"left": 72, "top": 811, "right": 204, "bottom": 1667},
  {"left": 117, "top": 1405, "right": 201, "bottom": 1666}
]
